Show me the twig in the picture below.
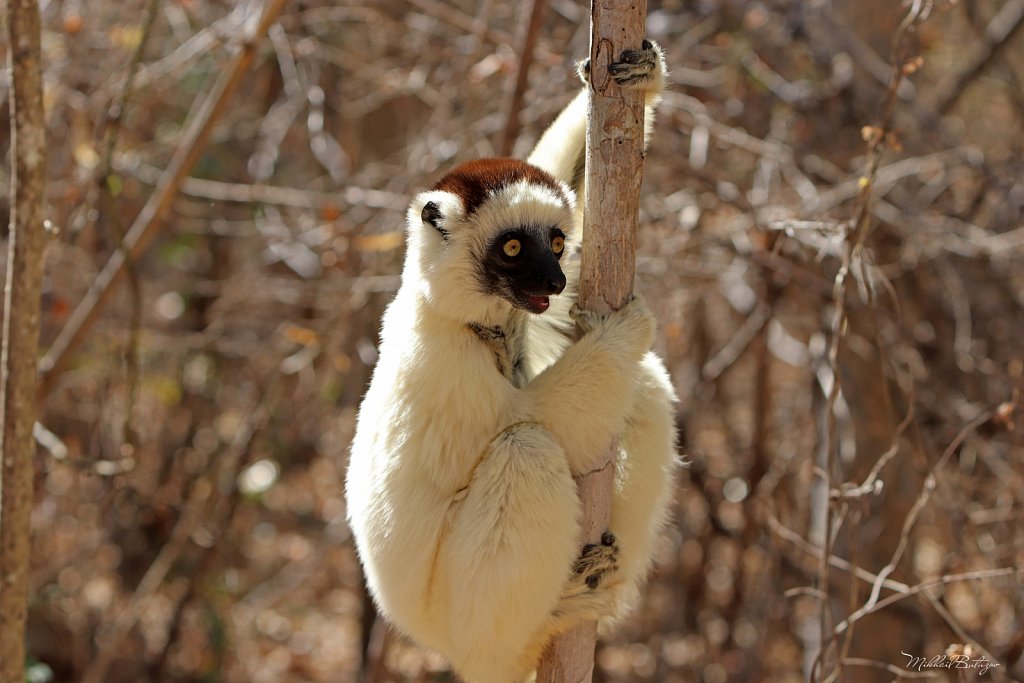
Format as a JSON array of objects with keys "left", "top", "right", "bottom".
[
  {"left": 496, "top": 0, "right": 547, "bottom": 156},
  {"left": 830, "top": 398, "right": 915, "bottom": 501},
  {"left": 127, "top": 5, "right": 248, "bottom": 91},
  {"left": 933, "top": 0, "right": 1024, "bottom": 114},
  {"left": 834, "top": 568, "right": 1022, "bottom": 636},
  {"left": 80, "top": 374, "right": 283, "bottom": 683},
  {"left": 701, "top": 302, "right": 772, "bottom": 382},
  {"left": 813, "top": 4, "right": 931, "bottom": 678},
  {"left": 362, "top": 615, "right": 392, "bottom": 683},
  {"left": 842, "top": 407, "right": 1000, "bottom": 635},
  {"left": 69, "top": 0, "right": 162, "bottom": 242},
  {"left": 0, "top": 1, "right": 48, "bottom": 680},
  {"left": 90, "top": 0, "right": 162, "bottom": 452},
  {"left": 38, "top": 0, "right": 290, "bottom": 397},
  {"left": 766, "top": 512, "right": 910, "bottom": 594},
  {"left": 405, "top": 0, "right": 517, "bottom": 48},
  {"left": 922, "top": 591, "right": 1004, "bottom": 679},
  {"left": 148, "top": 378, "right": 283, "bottom": 680},
  {"left": 121, "top": 161, "right": 406, "bottom": 210}
]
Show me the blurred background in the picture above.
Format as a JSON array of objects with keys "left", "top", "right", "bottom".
[{"left": 1, "top": 0, "right": 1023, "bottom": 681}]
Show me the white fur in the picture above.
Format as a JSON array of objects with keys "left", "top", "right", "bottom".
[{"left": 346, "top": 44, "right": 675, "bottom": 683}]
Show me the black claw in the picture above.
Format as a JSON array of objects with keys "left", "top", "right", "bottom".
[
  {"left": 581, "top": 543, "right": 597, "bottom": 556},
  {"left": 601, "top": 531, "right": 616, "bottom": 546},
  {"left": 586, "top": 573, "right": 601, "bottom": 589},
  {"left": 642, "top": 39, "right": 653, "bottom": 50}
]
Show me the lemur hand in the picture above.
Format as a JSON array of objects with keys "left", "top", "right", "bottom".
[
  {"left": 576, "top": 39, "right": 666, "bottom": 93},
  {"left": 570, "top": 294, "right": 656, "bottom": 360}
]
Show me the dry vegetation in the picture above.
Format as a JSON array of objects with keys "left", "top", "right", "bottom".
[{"left": 1, "top": 0, "right": 1022, "bottom": 681}]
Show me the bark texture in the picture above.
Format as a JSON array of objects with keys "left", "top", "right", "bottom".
[
  {"left": 0, "top": 0, "right": 48, "bottom": 680},
  {"left": 535, "top": 1, "right": 649, "bottom": 680}
]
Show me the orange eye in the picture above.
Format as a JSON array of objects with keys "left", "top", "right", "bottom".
[
  {"left": 551, "top": 235, "right": 565, "bottom": 254},
  {"left": 503, "top": 239, "right": 521, "bottom": 257}
]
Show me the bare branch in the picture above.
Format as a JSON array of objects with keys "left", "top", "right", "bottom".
[
  {"left": 497, "top": 0, "right": 548, "bottom": 156},
  {"left": 933, "top": 0, "right": 1024, "bottom": 114},
  {"left": 80, "top": 375, "right": 282, "bottom": 683}
]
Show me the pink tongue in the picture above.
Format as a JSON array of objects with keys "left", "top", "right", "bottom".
[{"left": 528, "top": 295, "right": 550, "bottom": 312}]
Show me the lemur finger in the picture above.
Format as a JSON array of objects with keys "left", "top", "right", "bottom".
[
  {"left": 572, "top": 542, "right": 619, "bottom": 590},
  {"left": 569, "top": 303, "right": 604, "bottom": 334},
  {"left": 573, "top": 538, "right": 619, "bottom": 573},
  {"left": 608, "top": 58, "right": 655, "bottom": 86},
  {"left": 608, "top": 40, "right": 663, "bottom": 88}
]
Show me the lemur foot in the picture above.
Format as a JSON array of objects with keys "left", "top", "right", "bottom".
[
  {"left": 569, "top": 531, "right": 619, "bottom": 591},
  {"left": 546, "top": 532, "right": 623, "bottom": 631},
  {"left": 577, "top": 39, "right": 666, "bottom": 91}
]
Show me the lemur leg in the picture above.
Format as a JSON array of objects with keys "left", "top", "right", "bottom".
[
  {"left": 527, "top": 354, "right": 677, "bottom": 662},
  {"left": 526, "top": 89, "right": 588, "bottom": 195},
  {"left": 518, "top": 533, "right": 624, "bottom": 672},
  {"left": 552, "top": 531, "right": 624, "bottom": 619},
  {"left": 436, "top": 422, "right": 580, "bottom": 683},
  {"left": 606, "top": 352, "right": 678, "bottom": 616}
]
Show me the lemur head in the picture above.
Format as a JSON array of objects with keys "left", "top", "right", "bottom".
[{"left": 405, "top": 158, "right": 575, "bottom": 321}]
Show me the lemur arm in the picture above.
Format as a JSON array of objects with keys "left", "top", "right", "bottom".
[
  {"left": 521, "top": 297, "right": 654, "bottom": 473},
  {"left": 527, "top": 89, "right": 589, "bottom": 199},
  {"left": 526, "top": 41, "right": 666, "bottom": 201}
]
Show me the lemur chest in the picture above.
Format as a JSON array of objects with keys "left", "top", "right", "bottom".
[{"left": 468, "top": 315, "right": 529, "bottom": 388}]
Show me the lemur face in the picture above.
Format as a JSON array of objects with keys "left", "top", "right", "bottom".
[
  {"left": 417, "top": 158, "right": 575, "bottom": 315},
  {"left": 480, "top": 224, "right": 567, "bottom": 314}
]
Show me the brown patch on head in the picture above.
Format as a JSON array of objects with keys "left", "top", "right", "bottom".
[{"left": 432, "top": 158, "right": 570, "bottom": 215}]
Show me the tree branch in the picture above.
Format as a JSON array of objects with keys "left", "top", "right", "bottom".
[
  {"left": 0, "top": 0, "right": 48, "bottom": 681},
  {"left": 535, "top": 1, "right": 649, "bottom": 679}
]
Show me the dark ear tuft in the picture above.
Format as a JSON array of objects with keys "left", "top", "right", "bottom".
[{"left": 421, "top": 201, "right": 449, "bottom": 240}]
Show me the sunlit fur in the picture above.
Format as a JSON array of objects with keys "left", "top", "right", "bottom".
[{"left": 346, "top": 43, "right": 674, "bottom": 683}]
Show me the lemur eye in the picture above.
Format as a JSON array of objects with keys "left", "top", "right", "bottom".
[
  {"left": 551, "top": 236, "right": 565, "bottom": 254},
  {"left": 503, "top": 239, "right": 521, "bottom": 257}
]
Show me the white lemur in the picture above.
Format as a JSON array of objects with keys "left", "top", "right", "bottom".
[{"left": 346, "top": 40, "right": 676, "bottom": 683}]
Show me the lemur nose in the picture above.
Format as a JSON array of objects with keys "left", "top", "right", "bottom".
[{"left": 547, "top": 272, "right": 567, "bottom": 295}]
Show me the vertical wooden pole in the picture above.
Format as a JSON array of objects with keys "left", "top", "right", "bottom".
[
  {"left": 0, "top": 1, "right": 48, "bottom": 681},
  {"left": 535, "top": 1, "right": 648, "bottom": 680}
]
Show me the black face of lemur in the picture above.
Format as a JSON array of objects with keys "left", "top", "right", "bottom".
[{"left": 479, "top": 227, "right": 567, "bottom": 314}]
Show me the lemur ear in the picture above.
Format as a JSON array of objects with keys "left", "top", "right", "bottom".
[{"left": 421, "top": 201, "right": 449, "bottom": 241}]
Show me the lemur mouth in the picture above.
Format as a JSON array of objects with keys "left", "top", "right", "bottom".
[{"left": 524, "top": 295, "right": 550, "bottom": 313}]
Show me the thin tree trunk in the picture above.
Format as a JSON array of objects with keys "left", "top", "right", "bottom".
[
  {"left": 0, "top": 0, "right": 48, "bottom": 681},
  {"left": 535, "top": 1, "right": 649, "bottom": 680}
]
